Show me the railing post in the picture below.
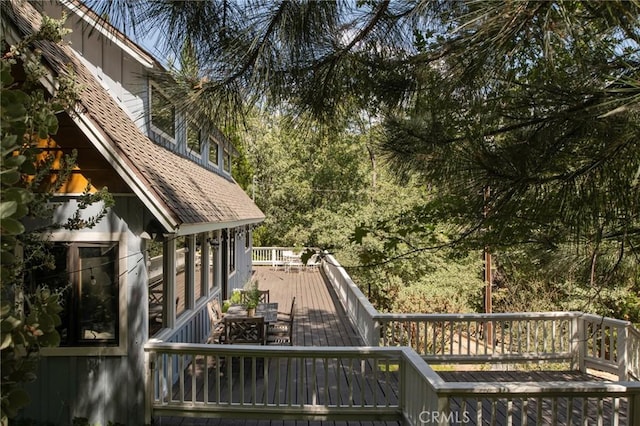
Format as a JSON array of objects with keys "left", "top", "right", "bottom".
[
  {"left": 572, "top": 315, "right": 586, "bottom": 373},
  {"left": 144, "top": 348, "right": 156, "bottom": 425},
  {"left": 617, "top": 324, "right": 629, "bottom": 380},
  {"left": 372, "top": 319, "right": 381, "bottom": 347}
]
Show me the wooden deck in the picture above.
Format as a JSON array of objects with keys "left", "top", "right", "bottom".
[
  {"left": 153, "top": 267, "right": 633, "bottom": 425},
  {"left": 154, "top": 267, "right": 402, "bottom": 425}
]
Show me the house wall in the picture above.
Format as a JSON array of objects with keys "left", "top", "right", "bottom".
[
  {"left": 41, "top": 2, "right": 149, "bottom": 131},
  {"left": 24, "top": 196, "right": 149, "bottom": 425}
]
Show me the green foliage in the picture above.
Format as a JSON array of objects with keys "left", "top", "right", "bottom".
[
  {"left": 92, "top": 0, "right": 639, "bottom": 321},
  {"left": 1, "top": 14, "right": 114, "bottom": 423},
  {"left": 241, "top": 281, "right": 262, "bottom": 310}
]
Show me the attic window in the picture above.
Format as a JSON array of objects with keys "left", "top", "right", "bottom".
[
  {"left": 150, "top": 83, "right": 175, "bottom": 140},
  {"left": 223, "top": 148, "right": 231, "bottom": 173},
  {"left": 209, "top": 138, "right": 219, "bottom": 166},
  {"left": 187, "top": 122, "right": 201, "bottom": 155}
]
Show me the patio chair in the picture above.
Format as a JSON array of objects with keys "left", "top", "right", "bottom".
[
  {"left": 267, "top": 298, "right": 295, "bottom": 346},
  {"left": 223, "top": 316, "right": 265, "bottom": 345},
  {"left": 206, "top": 299, "right": 225, "bottom": 344},
  {"left": 240, "top": 289, "right": 270, "bottom": 304},
  {"left": 277, "top": 297, "right": 296, "bottom": 321}
]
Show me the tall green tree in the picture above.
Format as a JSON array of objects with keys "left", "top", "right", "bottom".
[{"left": 90, "top": 1, "right": 639, "bottom": 314}]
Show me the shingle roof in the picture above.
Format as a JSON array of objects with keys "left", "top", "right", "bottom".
[{"left": 5, "top": 0, "right": 265, "bottom": 231}]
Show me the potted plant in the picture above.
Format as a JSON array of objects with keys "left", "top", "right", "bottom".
[{"left": 242, "top": 283, "right": 261, "bottom": 317}]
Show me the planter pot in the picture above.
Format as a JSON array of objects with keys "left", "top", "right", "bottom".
[{"left": 247, "top": 308, "right": 256, "bottom": 317}]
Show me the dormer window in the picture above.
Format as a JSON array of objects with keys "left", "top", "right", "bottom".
[
  {"left": 209, "top": 137, "right": 219, "bottom": 167},
  {"left": 187, "top": 122, "right": 201, "bottom": 155},
  {"left": 150, "top": 83, "right": 175, "bottom": 140}
]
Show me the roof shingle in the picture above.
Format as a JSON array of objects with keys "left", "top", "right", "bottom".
[{"left": 5, "top": 0, "right": 265, "bottom": 231}]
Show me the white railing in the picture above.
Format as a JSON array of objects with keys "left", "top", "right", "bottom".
[
  {"left": 322, "top": 253, "right": 380, "bottom": 345},
  {"left": 148, "top": 247, "right": 187, "bottom": 283},
  {"left": 251, "top": 247, "right": 292, "bottom": 267},
  {"left": 581, "top": 313, "right": 640, "bottom": 380},
  {"left": 319, "top": 251, "right": 640, "bottom": 381},
  {"left": 378, "top": 311, "right": 575, "bottom": 364},
  {"left": 145, "top": 343, "right": 402, "bottom": 423},
  {"left": 144, "top": 342, "right": 640, "bottom": 425}
]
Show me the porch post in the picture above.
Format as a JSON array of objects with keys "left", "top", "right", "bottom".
[
  {"left": 202, "top": 233, "right": 211, "bottom": 296},
  {"left": 185, "top": 235, "right": 196, "bottom": 309},
  {"left": 163, "top": 236, "right": 176, "bottom": 329}
]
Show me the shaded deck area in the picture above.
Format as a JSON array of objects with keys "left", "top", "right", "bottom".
[{"left": 153, "top": 267, "right": 632, "bottom": 425}]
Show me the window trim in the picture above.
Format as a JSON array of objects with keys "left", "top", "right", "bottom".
[
  {"left": 186, "top": 122, "right": 202, "bottom": 157},
  {"left": 149, "top": 81, "right": 176, "bottom": 143},
  {"left": 222, "top": 148, "right": 231, "bottom": 173},
  {"left": 40, "top": 232, "right": 128, "bottom": 356},
  {"left": 208, "top": 137, "right": 220, "bottom": 168}
]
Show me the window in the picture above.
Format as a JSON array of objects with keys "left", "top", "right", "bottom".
[
  {"left": 27, "top": 242, "right": 119, "bottom": 346},
  {"left": 150, "top": 83, "right": 175, "bottom": 139},
  {"left": 176, "top": 237, "right": 187, "bottom": 317},
  {"left": 187, "top": 122, "right": 201, "bottom": 155},
  {"left": 245, "top": 226, "right": 250, "bottom": 250},
  {"left": 209, "top": 138, "right": 219, "bottom": 166},
  {"left": 229, "top": 230, "right": 236, "bottom": 273},
  {"left": 223, "top": 149, "right": 231, "bottom": 173}
]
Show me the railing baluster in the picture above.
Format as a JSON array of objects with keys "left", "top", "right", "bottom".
[
  {"left": 311, "top": 357, "right": 317, "bottom": 406},
  {"left": 190, "top": 354, "right": 196, "bottom": 406},
  {"left": 323, "top": 357, "right": 328, "bottom": 408},
  {"left": 203, "top": 354, "right": 209, "bottom": 405}
]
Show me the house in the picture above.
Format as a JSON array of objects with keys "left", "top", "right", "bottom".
[{"left": 2, "top": 0, "right": 264, "bottom": 424}]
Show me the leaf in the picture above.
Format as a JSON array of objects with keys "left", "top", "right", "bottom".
[
  {"left": 0, "top": 202, "right": 17, "bottom": 219},
  {"left": 0, "top": 170, "right": 20, "bottom": 185},
  {"left": 5, "top": 387, "right": 31, "bottom": 417},
  {"left": 0, "top": 217, "right": 25, "bottom": 235},
  {"left": 0, "top": 332, "right": 13, "bottom": 350}
]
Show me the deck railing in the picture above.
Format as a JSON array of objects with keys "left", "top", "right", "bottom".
[
  {"left": 251, "top": 246, "right": 299, "bottom": 267},
  {"left": 144, "top": 248, "right": 640, "bottom": 424},
  {"left": 144, "top": 341, "right": 640, "bottom": 425},
  {"left": 321, "top": 251, "right": 640, "bottom": 381},
  {"left": 144, "top": 343, "right": 404, "bottom": 423}
]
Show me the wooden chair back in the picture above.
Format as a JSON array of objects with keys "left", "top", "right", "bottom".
[
  {"left": 240, "top": 289, "right": 270, "bottom": 304},
  {"left": 223, "top": 317, "right": 265, "bottom": 345}
]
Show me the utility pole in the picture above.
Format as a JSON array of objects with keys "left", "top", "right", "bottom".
[{"left": 483, "top": 186, "right": 493, "bottom": 345}]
